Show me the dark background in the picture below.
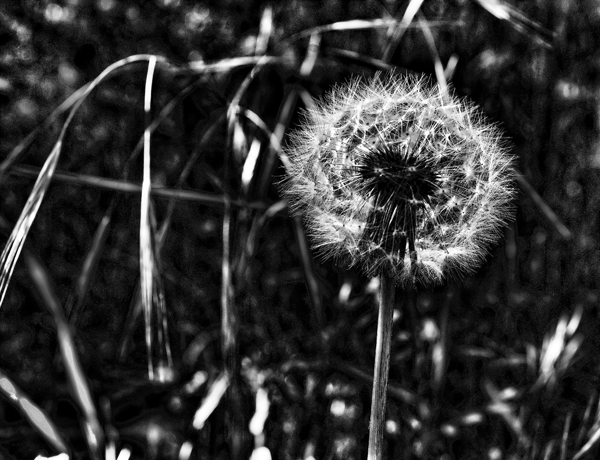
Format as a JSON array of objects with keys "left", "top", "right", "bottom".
[{"left": 1, "top": 0, "right": 600, "bottom": 459}]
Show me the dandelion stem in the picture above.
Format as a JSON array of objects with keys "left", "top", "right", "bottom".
[{"left": 368, "top": 272, "right": 396, "bottom": 460}]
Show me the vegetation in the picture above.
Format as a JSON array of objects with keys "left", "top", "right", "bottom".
[{"left": 0, "top": 1, "right": 599, "bottom": 459}]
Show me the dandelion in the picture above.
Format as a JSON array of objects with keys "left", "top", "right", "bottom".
[
  {"left": 281, "top": 73, "right": 515, "bottom": 287},
  {"left": 280, "top": 73, "right": 515, "bottom": 460}
]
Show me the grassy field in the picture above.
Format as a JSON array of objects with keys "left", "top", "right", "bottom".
[{"left": 0, "top": 0, "right": 599, "bottom": 459}]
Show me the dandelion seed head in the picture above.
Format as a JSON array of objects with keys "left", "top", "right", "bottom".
[{"left": 281, "top": 73, "right": 516, "bottom": 287}]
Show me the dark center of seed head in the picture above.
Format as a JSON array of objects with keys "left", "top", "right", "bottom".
[
  {"left": 355, "top": 144, "right": 441, "bottom": 255},
  {"left": 357, "top": 144, "right": 440, "bottom": 209}
]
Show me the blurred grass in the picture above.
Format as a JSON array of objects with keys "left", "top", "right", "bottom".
[{"left": 0, "top": 0, "right": 599, "bottom": 459}]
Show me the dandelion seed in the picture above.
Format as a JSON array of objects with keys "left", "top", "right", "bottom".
[
  {"left": 281, "top": 73, "right": 515, "bottom": 287},
  {"left": 281, "top": 72, "right": 515, "bottom": 460}
]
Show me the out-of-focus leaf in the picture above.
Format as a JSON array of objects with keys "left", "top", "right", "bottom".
[
  {"left": 0, "top": 370, "right": 69, "bottom": 454},
  {"left": 192, "top": 372, "right": 230, "bottom": 430}
]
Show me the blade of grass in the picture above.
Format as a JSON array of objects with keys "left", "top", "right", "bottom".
[
  {"left": 419, "top": 15, "right": 570, "bottom": 254},
  {"left": 228, "top": 56, "right": 273, "bottom": 126},
  {"left": 381, "top": 0, "right": 425, "bottom": 62},
  {"left": 192, "top": 372, "right": 230, "bottom": 429},
  {"left": 0, "top": 60, "right": 154, "bottom": 184},
  {"left": 515, "top": 172, "right": 572, "bottom": 240},
  {"left": 324, "top": 48, "right": 396, "bottom": 71},
  {"left": 474, "top": 0, "right": 554, "bottom": 48},
  {"left": 140, "top": 56, "right": 173, "bottom": 382},
  {"left": 236, "top": 200, "right": 287, "bottom": 281},
  {"left": 119, "top": 112, "right": 228, "bottom": 360},
  {"left": 291, "top": 216, "right": 325, "bottom": 330},
  {"left": 334, "top": 361, "right": 418, "bottom": 406},
  {"left": 255, "top": 5, "right": 273, "bottom": 55},
  {"left": 576, "top": 395, "right": 595, "bottom": 445},
  {"left": 249, "top": 386, "right": 271, "bottom": 460},
  {"left": 255, "top": 90, "right": 296, "bottom": 196},
  {"left": 5, "top": 55, "right": 253, "bottom": 331},
  {"left": 239, "top": 108, "right": 289, "bottom": 169},
  {"left": 222, "top": 74, "right": 254, "bottom": 458},
  {"left": 62, "top": 73, "right": 221, "bottom": 327},
  {"left": 188, "top": 56, "right": 277, "bottom": 73},
  {"left": 7, "top": 164, "right": 267, "bottom": 207},
  {"left": 66, "top": 212, "right": 111, "bottom": 323},
  {"left": 0, "top": 369, "right": 69, "bottom": 454},
  {"left": 116, "top": 447, "right": 132, "bottom": 460},
  {"left": 238, "top": 106, "right": 324, "bottom": 328},
  {"left": 120, "top": 60, "right": 277, "bottom": 367},
  {"left": 23, "top": 251, "right": 104, "bottom": 460},
  {"left": 444, "top": 54, "right": 459, "bottom": 81},
  {"left": 432, "top": 289, "right": 452, "bottom": 394},
  {"left": 296, "top": 87, "right": 317, "bottom": 115},
  {"left": 221, "top": 163, "right": 236, "bottom": 377},
  {"left": 299, "top": 32, "right": 321, "bottom": 77},
  {"left": 0, "top": 82, "right": 91, "bottom": 183},
  {"left": 484, "top": 379, "right": 531, "bottom": 449},
  {"left": 220, "top": 201, "right": 238, "bottom": 455},
  {"left": 241, "top": 138, "right": 262, "bottom": 195},
  {"left": 574, "top": 426, "right": 600, "bottom": 460},
  {"left": 283, "top": 18, "right": 459, "bottom": 44},
  {"left": 418, "top": 13, "right": 449, "bottom": 98},
  {"left": 140, "top": 56, "right": 157, "bottom": 380},
  {"left": 0, "top": 54, "right": 166, "bottom": 312},
  {"left": 0, "top": 141, "right": 62, "bottom": 310},
  {"left": 560, "top": 412, "right": 571, "bottom": 460}
]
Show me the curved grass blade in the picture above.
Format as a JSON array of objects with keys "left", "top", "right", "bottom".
[
  {"left": 0, "top": 61, "right": 152, "bottom": 184},
  {"left": 0, "top": 54, "right": 166, "bottom": 312},
  {"left": 283, "top": 18, "right": 459, "bottom": 44},
  {"left": 0, "top": 82, "right": 91, "bottom": 183}
]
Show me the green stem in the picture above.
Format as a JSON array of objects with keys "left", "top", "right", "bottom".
[{"left": 367, "top": 272, "right": 396, "bottom": 460}]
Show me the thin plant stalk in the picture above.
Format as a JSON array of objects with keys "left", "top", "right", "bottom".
[{"left": 367, "top": 273, "right": 396, "bottom": 460}]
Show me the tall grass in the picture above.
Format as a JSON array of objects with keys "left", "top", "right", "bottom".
[{"left": 0, "top": 1, "right": 597, "bottom": 459}]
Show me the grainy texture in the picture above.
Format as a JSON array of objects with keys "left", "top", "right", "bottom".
[{"left": 0, "top": 1, "right": 599, "bottom": 459}]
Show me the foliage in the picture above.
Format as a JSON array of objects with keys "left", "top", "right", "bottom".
[{"left": 1, "top": 0, "right": 599, "bottom": 459}]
